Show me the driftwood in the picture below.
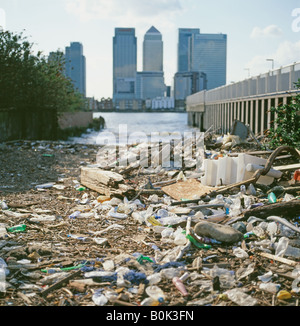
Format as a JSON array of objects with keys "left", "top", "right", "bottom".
[{"left": 244, "top": 200, "right": 300, "bottom": 219}]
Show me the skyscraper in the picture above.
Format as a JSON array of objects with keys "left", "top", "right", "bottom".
[
  {"left": 65, "top": 42, "right": 86, "bottom": 97},
  {"left": 136, "top": 26, "right": 166, "bottom": 103},
  {"left": 177, "top": 28, "right": 200, "bottom": 73},
  {"left": 143, "top": 26, "right": 163, "bottom": 72},
  {"left": 189, "top": 33, "right": 227, "bottom": 90},
  {"left": 113, "top": 28, "right": 137, "bottom": 108}
]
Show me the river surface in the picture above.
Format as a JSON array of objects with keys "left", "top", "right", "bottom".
[{"left": 70, "top": 112, "right": 198, "bottom": 145}]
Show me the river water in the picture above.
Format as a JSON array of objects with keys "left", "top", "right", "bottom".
[{"left": 70, "top": 112, "right": 198, "bottom": 145}]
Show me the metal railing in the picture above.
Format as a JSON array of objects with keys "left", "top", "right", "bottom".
[{"left": 187, "top": 61, "right": 300, "bottom": 109}]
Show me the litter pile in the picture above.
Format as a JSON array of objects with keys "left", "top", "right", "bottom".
[{"left": 0, "top": 129, "right": 300, "bottom": 307}]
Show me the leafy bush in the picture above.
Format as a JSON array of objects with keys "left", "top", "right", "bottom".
[
  {"left": 0, "top": 30, "right": 87, "bottom": 112},
  {"left": 267, "top": 80, "right": 300, "bottom": 149}
]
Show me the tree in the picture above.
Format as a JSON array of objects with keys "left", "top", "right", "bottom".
[
  {"left": 267, "top": 80, "right": 300, "bottom": 149},
  {"left": 0, "top": 30, "right": 87, "bottom": 112}
]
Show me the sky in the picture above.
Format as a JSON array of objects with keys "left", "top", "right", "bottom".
[{"left": 1, "top": 0, "right": 300, "bottom": 100}]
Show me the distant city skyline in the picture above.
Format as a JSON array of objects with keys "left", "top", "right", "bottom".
[{"left": 1, "top": 0, "right": 300, "bottom": 99}]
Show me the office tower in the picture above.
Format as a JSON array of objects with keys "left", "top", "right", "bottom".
[
  {"left": 174, "top": 71, "right": 207, "bottom": 110},
  {"left": 65, "top": 42, "right": 86, "bottom": 97},
  {"left": 136, "top": 71, "right": 166, "bottom": 100},
  {"left": 143, "top": 26, "right": 163, "bottom": 72},
  {"left": 189, "top": 33, "right": 227, "bottom": 90},
  {"left": 177, "top": 28, "right": 200, "bottom": 73},
  {"left": 113, "top": 28, "right": 137, "bottom": 108}
]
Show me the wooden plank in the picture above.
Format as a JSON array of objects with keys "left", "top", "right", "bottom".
[
  {"left": 81, "top": 167, "right": 123, "bottom": 187},
  {"left": 273, "top": 163, "right": 300, "bottom": 172},
  {"left": 244, "top": 200, "right": 300, "bottom": 219},
  {"left": 259, "top": 252, "right": 298, "bottom": 267},
  {"left": 80, "top": 167, "right": 127, "bottom": 195}
]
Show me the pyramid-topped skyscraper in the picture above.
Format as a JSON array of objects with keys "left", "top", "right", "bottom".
[{"left": 143, "top": 26, "right": 163, "bottom": 72}]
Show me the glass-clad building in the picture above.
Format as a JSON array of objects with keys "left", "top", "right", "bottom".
[
  {"left": 65, "top": 42, "right": 86, "bottom": 97},
  {"left": 136, "top": 71, "right": 166, "bottom": 100},
  {"left": 113, "top": 28, "right": 137, "bottom": 107},
  {"left": 143, "top": 26, "right": 163, "bottom": 72},
  {"left": 189, "top": 33, "right": 227, "bottom": 90},
  {"left": 177, "top": 28, "right": 200, "bottom": 73}
]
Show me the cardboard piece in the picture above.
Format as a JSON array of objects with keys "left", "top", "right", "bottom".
[{"left": 162, "top": 179, "right": 215, "bottom": 201}]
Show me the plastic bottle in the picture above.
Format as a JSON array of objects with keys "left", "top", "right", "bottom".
[
  {"left": 172, "top": 272, "right": 189, "bottom": 297},
  {"left": 92, "top": 290, "right": 108, "bottom": 306},
  {"left": 240, "top": 185, "right": 246, "bottom": 195},
  {"left": 7, "top": 224, "right": 26, "bottom": 233},
  {"left": 0, "top": 201, "right": 8, "bottom": 210},
  {"left": 147, "top": 273, "right": 161, "bottom": 285},
  {"left": 225, "top": 288, "right": 257, "bottom": 306},
  {"left": 69, "top": 211, "right": 81, "bottom": 219},
  {"left": 268, "top": 192, "right": 277, "bottom": 203},
  {"left": 0, "top": 258, "right": 8, "bottom": 293},
  {"left": 186, "top": 234, "right": 212, "bottom": 250},
  {"left": 259, "top": 282, "right": 280, "bottom": 294},
  {"left": 141, "top": 286, "right": 165, "bottom": 306},
  {"left": 136, "top": 254, "right": 154, "bottom": 265}
]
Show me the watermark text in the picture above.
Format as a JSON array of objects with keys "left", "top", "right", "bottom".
[{"left": 292, "top": 8, "right": 300, "bottom": 32}]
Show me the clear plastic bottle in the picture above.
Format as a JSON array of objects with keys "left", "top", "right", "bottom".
[
  {"left": 225, "top": 288, "right": 257, "bottom": 306},
  {"left": 259, "top": 282, "right": 280, "bottom": 294},
  {"left": 0, "top": 201, "right": 8, "bottom": 210},
  {"left": 140, "top": 285, "right": 165, "bottom": 306},
  {"left": 0, "top": 258, "right": 8, "bottom": 293}
]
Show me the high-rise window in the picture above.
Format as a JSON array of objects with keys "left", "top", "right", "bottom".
[
  {"left": 113, "top": 28, "right": 137, "bottom": 106},
  {"left": 189, "top": 33, "right": 227, "bottom": 90},
  {"left": 177, "top": 28, "right": 200, "bottom": 73},
  {"left": 65, "top": 42, "right": 86, "bottom": 97},
  {"left": 143, "top": 26, "right": 163, "bottom": 72}
]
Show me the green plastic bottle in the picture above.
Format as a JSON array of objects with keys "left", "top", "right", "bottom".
[
  {"left": 268, "top": 192, "right": 277, "bottom": 203},
  {"left": 7, "top": 224, "right": 27, "bottom": 233},
  {"left": 186, "top": 234, "right": 211, "bottom": 250}
]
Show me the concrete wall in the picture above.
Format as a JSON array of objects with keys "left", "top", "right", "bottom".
[{"left": 57, "top": 111, "right": 93, "bottom": 130}]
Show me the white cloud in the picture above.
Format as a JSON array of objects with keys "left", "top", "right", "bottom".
[
  {"left": 245, "top": 40, "right": 300, "bottom": 76},
  {"left": 250, "top": 24, "right": 283, "bottom": 39},
  {"left": 0, "top": 8, "right": 6, "bottom": 30},
  {"left": 64, "top": 0, "right": 183, "bottom": 23}
]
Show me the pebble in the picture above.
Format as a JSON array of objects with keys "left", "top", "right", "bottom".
[{"left": 194, "top": 221, "right": 244, "bottom": 244}]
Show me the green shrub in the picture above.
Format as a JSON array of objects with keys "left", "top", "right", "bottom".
[{"left": 267, "top": 80, "right": 300, "bottom": 149}]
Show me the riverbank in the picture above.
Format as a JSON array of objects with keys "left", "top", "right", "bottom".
[{"left": 0, "top": 138, "right": 299, "bottom": 308}]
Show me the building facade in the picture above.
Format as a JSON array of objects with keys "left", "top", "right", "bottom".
[
  {"left": 113, "top": 28, "right": 137, "bottom": 109},
  {"left": 65, "top": 42, "right": 86, "bottom": 97},
  {"left": 143, "top": 26, "right": 163, "bottom": 72},
  {"left": 189, "top": 33, "right": 227, "bottom": 90},
  {"left": 174, "top": 71, "right": 207, "bottom": 110},
  {"left": 136, "top": 71, "right": 166, "bottom": 101},
  {"left": 177, "top": 28, "right": 200, "bottom": 73}
]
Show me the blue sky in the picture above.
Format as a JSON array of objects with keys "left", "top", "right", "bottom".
[{"left": 1, "top": 0, "right": 300, "bottom": 99}]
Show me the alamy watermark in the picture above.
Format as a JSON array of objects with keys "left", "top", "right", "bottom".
[
  {"left": 0, "top": 8, "right": 6, "bottom": 31},
  {"left": 292, "top": 8, "right": 300, "bottom": 32},
  {"left": 95, "top": 125, "right": 205, "bottom": 171}
]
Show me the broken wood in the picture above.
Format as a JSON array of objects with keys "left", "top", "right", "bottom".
[
  {"left": 40, "top": 270, "right": 81, "bottom": 297},
  {"left": 244, "top": 200, "right": 300, "bottom": 219},
  {"left": 259, "top": 252, "right": 298, "bottom": 267},
  {"left": 80, "top": 167, "right": 133, "bottom": 196}
]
